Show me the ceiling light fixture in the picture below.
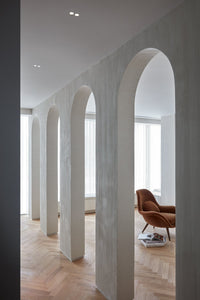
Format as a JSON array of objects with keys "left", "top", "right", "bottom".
[
  {"left": 69, "top": 11, "right": 80, "bottom": 17},
  {"left": 33, "top": 64, "right": 40, "bottom": 68}
]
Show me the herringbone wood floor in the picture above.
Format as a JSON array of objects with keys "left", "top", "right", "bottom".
[
  {"left": 134, "top": 210, "right": 175, "bottom": 300},
  {"left": 21, "top": 209, "right": 175, "bottom": 299}
]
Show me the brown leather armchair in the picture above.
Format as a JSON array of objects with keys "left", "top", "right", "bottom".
[{"left": 136, "top": 189, "right": 176, "bottom": 240}]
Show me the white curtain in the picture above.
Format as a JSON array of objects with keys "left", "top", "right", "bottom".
[
  {"left": 134, "top": 122, "right": 161, "bottom": 193},
  {"left": 20, "top": 115, "right": 30, "bottom": 214},
  {"left": 149, "top": 124, "right": 161, "bottom": 192},
  {"left": 85, "top": 117, "right": 96, "bottom": 197},
  {"left": 135, "top": 123, "right": 147, "bottom": 190}
]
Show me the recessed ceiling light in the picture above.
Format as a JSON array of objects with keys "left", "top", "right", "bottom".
[
  {"left": 33, "top": 64, "right": 40, "bottom": 68},
  {"left": 69, "top": 11, "right": 74, "bottom": 15},
  {"left": 75, "top": 13, "right": 79, "bottom": 17}
]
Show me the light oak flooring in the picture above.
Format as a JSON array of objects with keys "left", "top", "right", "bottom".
[
  {"left": 21, "top": 209, "right": 175, "bottom": 299},
  {"left": 134, "top": 210, "right": 175, "bottom": 300}
]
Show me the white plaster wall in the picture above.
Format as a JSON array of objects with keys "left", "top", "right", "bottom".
[
  {"left": 135, "top": 52, "right": 175, "bottom": 118},
  {"left": 47, "top": 107, "right": 59, "bottom": 235},
  {"left": 31, "top": 117, "right": 40, "bottom": 219},
  {"left": 32, "top": 0, "right": 200, "bottom": 299},
  {"left": 70, "top": 86, "right": 92, "bottom": 260},
  {"left": 161, "top": 114, "right": 175, "bottom": 205},
  {"left": 85, "top": 197, "right": 96, "bottom": 212}
]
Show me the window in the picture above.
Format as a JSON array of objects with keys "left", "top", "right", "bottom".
[
  {"left": 20, "top": 115, "right": 30, "bottom": 214},
  {"left": 85, "top": 117, "right": 96, "bottom": 197},
  {"left": 134, "top": 121, "right": 161, "bottom": 194},
  {"left": 85, "top": 93, "right": 96, "bottom": 197}
]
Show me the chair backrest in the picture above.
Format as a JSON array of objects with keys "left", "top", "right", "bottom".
[{"left": 136, "top": 189, "right": 159, "bottom": 213}]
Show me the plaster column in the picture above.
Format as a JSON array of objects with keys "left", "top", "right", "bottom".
[
  {"left": 31, "top": 117, "right": 40, "bottom": 219},
  {"left": 46, "top": 107, "right": 59, "bottom": 235}
]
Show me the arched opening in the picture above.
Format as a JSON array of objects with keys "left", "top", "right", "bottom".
[
  {"left": 135, "top": 51, "right": 175, "bottom": 204},
  {"left": 31, "top": 117, "right": 40, "bottom": 220},
  {"left": 85, "top": 93, "right": 96, "bottom": 208},
  {"left": 117, "top": 48, "right": 176, "bottom": 298},
  {"left": 84, "top": 92, "right": 96, "bottom": 265},
  {"left": 47, "top": 106, "right": 60, "bottom": 235},
  {"left": 70, "top": 86, "right": 96, "bottom": 261}
]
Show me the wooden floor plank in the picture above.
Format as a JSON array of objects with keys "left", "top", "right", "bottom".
[{"left": 21, "top": 209, "right": 175, "bottom": 299}]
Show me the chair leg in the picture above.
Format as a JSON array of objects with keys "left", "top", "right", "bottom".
[
  {"left": 166, "top": 228, "right": 171, "bottom": 241},
  {"left": 142, "top": 223, "right": 149, "bottom": 233}
]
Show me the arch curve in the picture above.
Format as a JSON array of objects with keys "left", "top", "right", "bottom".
[{"left": 117, "top": 48, "right": 175, "bottom": 298}]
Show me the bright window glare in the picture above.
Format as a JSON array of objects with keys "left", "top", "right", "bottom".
[
  {"left": 135, "top": 122, "right": 161, "bottom": 194},
  {"left": 85, "top": 118, "right": 96, "bottom": 197},
  {"left": 85, "top": 93, "right": 96, "bottom": 197},
  {"left": 134, "top": 123, "right": 147, "bottom": 190},
  {"left": 20, "top": 115, "right": 30, "bottom": 214},
  {"left": 149, "top": 125, "right": 161, "bottom": 191}
]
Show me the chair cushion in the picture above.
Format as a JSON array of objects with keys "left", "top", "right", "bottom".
[{"left": 143, "top": 201, "right": 160, "bottom": 212}]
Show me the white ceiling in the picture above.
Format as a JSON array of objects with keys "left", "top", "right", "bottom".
[
  {"left": 135, "top": 52, "right": 175, "bottom": 119},
  {"left": 21, "top": 0, "right": 183, "bottom": 108}
]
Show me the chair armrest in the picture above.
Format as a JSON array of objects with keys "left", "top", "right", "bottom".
[{"left": 159, "top": 205, "right": 176, "bottom": 214}]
